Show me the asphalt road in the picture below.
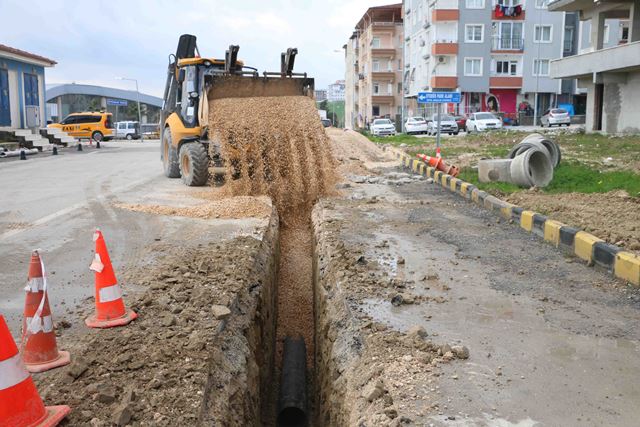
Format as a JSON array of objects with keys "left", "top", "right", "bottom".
[{"left": 0, "top": 140, "right": 261, "bottom": 336}]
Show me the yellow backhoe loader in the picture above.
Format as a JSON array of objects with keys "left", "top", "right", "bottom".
[{"left": 160, "top": 34, "right": 314, "bottom": 186}]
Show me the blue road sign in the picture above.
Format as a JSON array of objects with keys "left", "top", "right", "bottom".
[
  {"left": 107, "top": 99, "right": 128, "bottom": 106},
  {"left": 417, "top": 92, "right": 461, "bottom": 104}
]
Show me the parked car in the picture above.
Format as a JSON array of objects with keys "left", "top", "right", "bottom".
[
  {"left": 321, "top": 118, "right": 332, "bottom": 127},
  {"left": 454, "top": 115, "right": 467, "bottom": 130},
  {"left": 427, "top": 114, "right": 459, "bottom": 135},
  {"left": 404, "top": 116, "right": 428, "bottom": 134},
  {"left": 370, "top": 118, "right": 396, "bottom": 136},
  {"left": 541, "top": 108, "right": 571, "bottom": 127},
  {"left": 115, "top": 121, "right": 141, "bottom": 140},
  {"left": 48, "top": 111, "right": 113, "bottom": 141},
  {"left": 465, "top": 112, "right": 503, "bottom": 133}
]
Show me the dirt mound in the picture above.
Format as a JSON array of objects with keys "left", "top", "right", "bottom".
[
  {"left": 208, "top": 95, "right": 336, "bottom": 225},
  {"left": 505, "top": 190, "right": 640, "bottom": 251},
  {"left": 37, "top": 236, "right": 274, "bottom": 426}
]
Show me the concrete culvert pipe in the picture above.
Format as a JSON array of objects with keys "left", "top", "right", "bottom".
[
  {"left": 508, "top": 133, "right": 561, "bottom": 167},
  {"left": 510, "top": 148, "right": 554, "bottom": 188},
  {"left": 277, "top": 336, "right": 308, "bottom": 427},
  {"left": 478, "top": 159, "right": 513, "bottom": 183}
]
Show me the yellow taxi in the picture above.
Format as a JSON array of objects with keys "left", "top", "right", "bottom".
[{"left": 48, "top": 111, "right": 113, "bottom": 142}]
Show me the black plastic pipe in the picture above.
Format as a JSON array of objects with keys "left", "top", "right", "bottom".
[{"left": 277, "top": 336, "right": 307, "bottom": 427}]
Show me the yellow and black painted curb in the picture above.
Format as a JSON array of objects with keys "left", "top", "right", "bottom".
[{"left": 388, "top": 147, "right": 640, "bottom": 287}]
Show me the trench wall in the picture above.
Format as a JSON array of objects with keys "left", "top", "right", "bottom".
[{"left": 198, "top": 208, "right": 280, "bottom": 425}]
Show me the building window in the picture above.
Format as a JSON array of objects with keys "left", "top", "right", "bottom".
[
  {"left": 621, "top": 23, "right": 629, "bottom": 42},
  {"left": 533, "top": 59, "right": 550, "bottom": 76},
  {"left": 372, "top": 37, "right": 381, "bottom": 48},
  {"left": 387, "top": 83, "right": 393, "bottom": 95},
  {"left": 466, "top": 0, "right": 485, "bottom": 8},
  {"left": 373, "top": 82, "right": 380, "bottom": 94},
  {"left": 372, "top": 105, "right": 380, "bottom": 116},
  {"left": 464, "top": 58, "right": 483, "bottom": 76},
  {"left": 496, "top": 60, "right": 517, "bottom": 75},
  {"left": 495, "top": 22, "right": 524, "bottom": 50},
  {"left": 604, "top": 24, "right": 610, "bottom": 44},
  {"left": 387, "top": 60, "right": 393, "bottom": 71},
  {"left": 563, "top": 26, "right": 574, "bottom": 52},
  {"left": 373, "top": 60, "right": 380, "bottom": 72},
  {"left": 534, "top": 25, "right": 552, "bottom": 43},
  {"left": 465, "top": 24, "right": 484, "bottom": 43},
  {"left": 397, "top": 82, "right": 402, "bottom": 94},
  {"left": 23, "top": 73, "right": 39, "bottom": 106},
  {"left": 535, "top": 0, "right": 548, "bottom": 8},
  {"left": 398, "top": 59, "right": 402, "bottom": 71}
]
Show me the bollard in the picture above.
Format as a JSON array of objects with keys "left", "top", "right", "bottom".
[
  {"left": 52, "top": 146, "right": 58, "bottom": 155},
  {"left": 77, "top": 143, "right": 83, "bottom": 152},
  {"left": 20, "top": 150, "right": 27, "bottom": 160},
  {"left": 96, "top": 140, "right": 101, "bottom": 149}
]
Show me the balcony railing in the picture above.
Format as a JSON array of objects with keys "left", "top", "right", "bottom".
[{"left": 492, "top": 36, "right": 524, "bottom": 51}]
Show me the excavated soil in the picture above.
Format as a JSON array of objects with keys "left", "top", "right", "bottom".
[
  {"left": 505, "top": 190, "right": 640, "bottom": 252},
  {"left": 36, "top": 222, "right": 279, "bottom": 426}
]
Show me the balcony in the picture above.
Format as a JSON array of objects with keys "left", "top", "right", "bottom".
[
  {"left": 491, "top": 1, "right": 525, "bottom": 20},
  {"left": 371, "top": 47, "right": 396, "bottom": 56},
  {"left": 372, "top": 94, "right": 395, "bottom": 103},
  {"left": 491, "top": 37, "right": 524, "bottom": 52},
  {"left": 431, "top": 42, "right": 458, "bottom": 55},
  {"left": 371, "top": 71, "right": 396, "bottom": 80},
  {"left": 490, "top": 76, "right": 523, "bottom": 88},
  {"left": 432, "top": 9, "right": 459, "bottom": 22},
  {"left": 551, "top": 40, "right": 640, "bottom": 79},
  {"left": 430, "top": 76, "right": 458, "bottom": 89}
]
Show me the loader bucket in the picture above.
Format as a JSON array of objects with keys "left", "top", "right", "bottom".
[{"left": 207, "top": 75, "right": 315, "bottom": 100}]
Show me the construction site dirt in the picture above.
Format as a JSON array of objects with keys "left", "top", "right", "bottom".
[{"left": 4, "top": 125, "right": 640, "bottom": 426}]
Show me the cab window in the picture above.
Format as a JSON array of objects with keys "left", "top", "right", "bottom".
[
  {"left": 61, "top": 116, "right": 76, "bottom": 125},
  {"left": 127, "top": 123, "right": 136, "bottom": 129}
]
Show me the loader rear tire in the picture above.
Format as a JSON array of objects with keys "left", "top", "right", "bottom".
[
  {"left": 179, "top": 142, "right": 208, "bottom": 186},
  {"left": 162, "top": 131, "right": 180, "bottom": 178}
]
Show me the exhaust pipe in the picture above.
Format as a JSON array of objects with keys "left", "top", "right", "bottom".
[{"left": 277, "top": 336, "right": 307, "bottom": 427}]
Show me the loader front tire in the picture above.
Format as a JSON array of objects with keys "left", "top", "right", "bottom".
[
  {"left": 162, "top": 131, "right": 180, "bottom": 178},
  {"left": 179, "top": 142, "right": 208, "bottom": 186}
]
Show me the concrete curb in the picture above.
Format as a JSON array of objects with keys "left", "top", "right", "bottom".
[{"left": 388, "top": 147, "right": 640, "bottom": 287}]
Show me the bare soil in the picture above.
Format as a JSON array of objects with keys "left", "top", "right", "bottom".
[
  {"left": 36, "top": 232, "right": 277, "bottom": 426},
  {"left": 505, "top": 190, "right": 640, "bottom": 251},
  {"left": 114, "top": 196, "right": 272, "bottom": 220}
]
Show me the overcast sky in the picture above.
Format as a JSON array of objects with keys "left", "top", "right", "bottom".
[{"left": 1, "top": 0, "right": 395, "bottom": 97}]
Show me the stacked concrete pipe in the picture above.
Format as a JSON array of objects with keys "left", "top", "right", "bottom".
[{"left": 478, "top": 133, "right": 560, "bottom": 188}]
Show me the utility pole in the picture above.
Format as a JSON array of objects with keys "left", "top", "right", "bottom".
[{"left": 116, "top": 77, "right": 144, "bottom": 141}]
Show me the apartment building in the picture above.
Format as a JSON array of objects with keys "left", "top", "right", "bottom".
[
  {"left": 344, "top": 4, "right": 403, "bottom": 129},
  {"left": 327, "top": 80, "right": 346, "bottom": 102},
  {"left": 550, "top": 0, "right": 640, "bottom": 133},
  {"left": 315, "top": 89, "right": 328, "bottom": 102},
  {"left": 404, "top": 0, "right": 577, "bottom": 122}
]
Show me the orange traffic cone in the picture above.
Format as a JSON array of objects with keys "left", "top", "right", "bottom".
[
  {"left": 416, "top": 153, "right": 460, "bottom": 177},
  {"left": 85, "top": 229, "right": 137, "bottom": 328},
  {"left": 0, "top": 314, "right": 71, "bottom": 427},
  {"left": 20, "top": 251, "right": 70, "bottom": 373}
]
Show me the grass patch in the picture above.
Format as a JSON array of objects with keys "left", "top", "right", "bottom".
[
  {"left": 362, "top": 131, "right": 427, "bottom": 146},
  {"left": 546, "top": 162, "right": 640, "bottom": 196},
  {"left": 458, "top": 161, "right": 640, "bottom": 197}
]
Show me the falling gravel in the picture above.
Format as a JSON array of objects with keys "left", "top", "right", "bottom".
[{"left": 208, "top": 95, "right": 338, "bottom": 418}]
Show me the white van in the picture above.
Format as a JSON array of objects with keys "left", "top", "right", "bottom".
[{"left": 115, "top": 121, "right": 140, "bottom": 140}]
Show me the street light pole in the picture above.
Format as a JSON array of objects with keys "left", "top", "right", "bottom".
[{"left": 116, "top": 77, "right": 144, "bottom": 142}]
